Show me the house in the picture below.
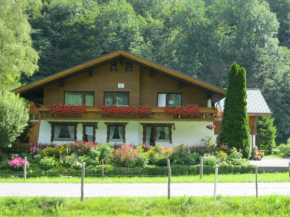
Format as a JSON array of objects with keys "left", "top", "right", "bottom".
[{"left": 14, "top": 50, "right": 271, "bottom": 150}]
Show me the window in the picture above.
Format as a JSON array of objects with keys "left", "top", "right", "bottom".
[
  {"left": 105, "top": 123, "right": 128, "bottom": 143},
  {"left": 157, "top": 93, "right": 182, "bottom": 107},
  {"left": 111, "top": 62, "right": 117, "bottom": 71},
  {"left": 141, "top": 123, "right": 173, "bottom": 145},
  {"left": 49, "top": 122, "right": 78, "bottom": 142},
  {"left": 104, "top": 92, "right": 129, "bottom": 106},
  {"left": 83, "top": 123, "right": 97, "bottom": 142},
  {"left": 29, "top": 114, "right": 39, "bottom": 122},
  {"left": 65, "top": 91, "right": 94, "bottom": 106},
  {"left": 126, "top": 62, "right": 132, "bottom": 72}
]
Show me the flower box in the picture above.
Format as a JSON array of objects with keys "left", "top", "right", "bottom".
[
  {"left": 48, "top": 103, "right": 86, "bottom": 116},
  {"left": 100, "top": 105, "right": 152, "bottom": 118},
  {"left": 164, "top": 104, "right": 201, "bottom": 118}
]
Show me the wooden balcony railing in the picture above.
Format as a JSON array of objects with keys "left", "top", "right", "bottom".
[{"left": 38, "top": 106, "right": 217, "bottom": 121}]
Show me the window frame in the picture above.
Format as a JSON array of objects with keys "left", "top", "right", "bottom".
[
  {"left": 104, "top": 122, "right": 128, "bottom": 143},
  {"left": 126, "top": 61, "right": 132, "bottom": 72},
  {"left": 49, "top": 122, "right": 78, "bottom": 142},
  {"left": 64, "top": 91, "right": 95, "bottom": 106},
  {"left": 111, "top": 62, "right": 117, "bottom": 72},
  {"left": 157, "top": 92, "right": 182, "bottom": 107},
  {"left": 82, "top": 123, "right": 97, "bottom": 142},
  {"left": 103, "top": 91, "right": 130, "bottom": 106},
  {"left": 140, "top": 123, "right": 174, "bottom": 145}
]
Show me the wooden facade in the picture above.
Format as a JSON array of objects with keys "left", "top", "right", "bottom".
[{"left": 27, "top": 102, "right": 40, "bottom": 144}]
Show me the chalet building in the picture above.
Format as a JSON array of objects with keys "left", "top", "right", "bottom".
[{"left": 14, "top": 51, "right": 271, "bottom": 151}]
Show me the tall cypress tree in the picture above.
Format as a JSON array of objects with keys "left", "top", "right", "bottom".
[{"left": 218, "top": 63, "right": 250, "bottom": 158}]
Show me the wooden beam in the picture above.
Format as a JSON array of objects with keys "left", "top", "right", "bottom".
[
  {"left": 178, "top": 81, "right": 183, "bottom": 89},
  {"left": 88, "top": 69, "right": 93, "bottom": 77},
  {"left": 119, "top": 57, "right": 124, "bottom": 65},
  {"left": 150, "top": 69, "right": 154, "bottom": 78},
  {"left": 60, "top": 80, "right": 65, "bottom": 87}
]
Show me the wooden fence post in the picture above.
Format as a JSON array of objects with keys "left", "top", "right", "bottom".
[
  {"left": 24, "top": 157, "right": 27, "bottom": 180},
  {"left": 102, "top": 159, "right": 105, "bottom": 180},
  {"left": 200, "top": 156, "right": 204, "bottom": 179},
  {"left": 167, "top": 159, "right": 171, "bottom": 200},
  {"left": 255, "top": 166, "right": 258, "bottom": 198},
  {"left": 213, "top": 163, "right": 219, "bottom": 200},
  {"left": 81, "top": 162, "right": 86, "bottom": 202}
]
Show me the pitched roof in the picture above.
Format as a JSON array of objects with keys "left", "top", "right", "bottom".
[
  {"left": 216, "top": 89, "right": 271, "bottom": 116},
  {"left": 13, "top": 50, "right": 226, "bottom": 95}
]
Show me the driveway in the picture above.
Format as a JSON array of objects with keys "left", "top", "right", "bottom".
[
  {"left": 0, "top": 183, "right": 289, "bottom": 197},
  {"left": 250, "top": 158, "right": 290, "bottom": 167}
]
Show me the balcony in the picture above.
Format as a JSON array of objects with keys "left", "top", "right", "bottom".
[{"left": 38, "top": 106, "right": 217, "bottom": 121}]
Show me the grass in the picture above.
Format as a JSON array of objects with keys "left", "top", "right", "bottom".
[
  {"left": 0, "top": 196, "right": 290, "bottom": 216},
  {"left": 263, "top": 154, "right": 285, "bottom": 159},
  {"left": 0, "top": 173, "right": 289, "bottom": 183}
]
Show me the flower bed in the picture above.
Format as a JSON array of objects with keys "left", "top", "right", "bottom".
[
  {"left": 48, "top": 103, "right": 86, "bottom": 115},
  {"left": 164, "top": 104, "right": 201, "bottom": 118},
  {"left": 100, "top": 105, "right": 152, "bottom": 118}
]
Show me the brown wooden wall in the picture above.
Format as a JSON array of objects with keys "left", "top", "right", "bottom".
[
  {"left": 28, "top": 102, "right": 40, "bottom": 144},
  {"left": 214, "top": 116, "right": 257, "bottom": 135},
  {"left": 43, "top": 60, "right": 209, "bottom": 107}
]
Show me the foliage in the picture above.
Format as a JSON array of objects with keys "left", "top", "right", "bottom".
[
  {"left": 8, "top": 157, "right": 29, "bottom": 168},
  {"left": 71, "top": 141, "right": 97, "bottom": 156},
  {"left": 60, "top": 154, "right": 82, "bottom": 168},
  {"left": 256, "top": 117, "right": 277, "bottom": 154},
  {"left": 218, "top": 63, "right": 250, "bottom": 158},
  {"left": 189, "top": 136, "right": 217, "bottom": 156},
  {"left": 204, "top": 156, "right": 217, "bottom": 166},
  {"left": 112, "top": 145, "right": 148, "bottom": 168},
  {"left": 48, "top": 103, "right": 86, "bottom": 115},
  {"left": 170, "top": 143, "right": 200, "bottom": 165},
  {"left": 144, "top": 145, "right": 173, "bottom": 164},
  {"left": 39, "top": 157, "right": 56, "bottom": 169},
  {"left": 279, "top": 140, "right": 290, "bottom": 157},
  {"left": 94, "top": 143, "right": 113, "bottom": 163},
  {"left": 0, "top": 91, "right": 29, "bottom": 147},
  {"left": 164, "top": 104, "right": 200, "bottom": 117},
  {"left": 0, "top": 0, "right": 40, "bottom": 89}
]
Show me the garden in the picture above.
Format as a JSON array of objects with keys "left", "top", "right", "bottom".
[{"left": 0, "top": 137, "right": 263, "bottom": 178}]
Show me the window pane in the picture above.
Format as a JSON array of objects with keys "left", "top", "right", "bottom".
[
  {"left": 145, "top": 126, "right": 154, "bottom": 145},
  {"left": 126, "top": 62, "right": 132, "bottom": 72},
  {"left": 168, "top": 94, "right": 181, "bottom": 107},
  {"left": 158, "top": 93, "right": 166, "bottom": 107},
  {"left": 105, "top": 92, "right": 114, "bottom": 106},
  {"left": 111, "top": 63, "right": 117, "bottom": 71},
  {"left": 116, "top": 92, "right": 129, "bottom": 106},
  {"left": 156, "top": 126, "right": 169, "bottom": 141},
  {"left": 65, "top": 92, "right": 83, "bottom": 105},
  {"left": 109, "top": 126, "right": 123, "bottom": 140},
  {"left": 54, "top": 125, "right": 75, "bottom": 139},
  {"left": 85, "top": 126, "right": 94, "bottom": 142},
  {"left": 85, "top": 92, "right": 94, "bottom": 106}
]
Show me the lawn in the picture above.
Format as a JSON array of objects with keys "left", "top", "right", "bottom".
[
  {"left": 0, "top": 173, "right": 289, "bottom": 183},
  {"left": 0, "top": 196, "right": 289, "bottom": 216},
  {"left": 263, "top": 154, "right": 285, "bottom": 159}
]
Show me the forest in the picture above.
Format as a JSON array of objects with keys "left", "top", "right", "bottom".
[{"left": 1, "top": 0, "right": 290, "bottom": 143}]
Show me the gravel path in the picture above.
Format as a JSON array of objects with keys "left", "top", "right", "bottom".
[{"left": 0, "top": 183, "right": 289, "bottom": 197}]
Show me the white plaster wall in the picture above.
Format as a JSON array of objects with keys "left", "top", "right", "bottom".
[{"left": 38, "top": 120, "right": 214, "bottom": 147}]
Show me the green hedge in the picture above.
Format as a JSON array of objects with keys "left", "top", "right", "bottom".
[
  {"left": 85, "top": 164, "right": 256, "bottom": 176},
  {"left": 0, "top": 164, "right": 256, "bottom": 177}
]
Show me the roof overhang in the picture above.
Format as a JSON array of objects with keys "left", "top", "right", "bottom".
[{"left": 14, "top": 50, "right": 226, "bottom": 95}]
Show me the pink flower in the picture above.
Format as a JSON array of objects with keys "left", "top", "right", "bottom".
[{"left": 8, "top": 157, "right": 29, "bottom": 168}]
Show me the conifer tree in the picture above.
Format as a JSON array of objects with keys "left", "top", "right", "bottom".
[{"left": 218, "top": 63, "right": 250, "bottom": 158}]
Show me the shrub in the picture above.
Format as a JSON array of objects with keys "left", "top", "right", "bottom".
[
  {"left": 279, "top": 143, "right": 290, "bottom": 157},
  {"left": 71, "top": 141, "right": 97, "bottom": 156},
  {"left": 155, "top": 158, "right": 168, "bottom": 166},
  {"left": 204, "top": 156, "right": 217, "bottom": 166},
  {"left": 39, "top": 157, "right": 56, "bottom": 169},
  {"left": 256, "top": 116, "right": 276, "bottom": 154},
  {"left": 60, "top": 154, "right": 82, "bottom": 168},
  {"left": 112, "top": 145, "right": 148, "bottom": 168},
  {"left": 8, "top": 157, "right": 29, "bottom": 168},
  {"left": 170, "top": 143, "right": 199, "bottom": 165},
  {"left": 216, "top": 150, "right": 228, "bottom": 163},
  {"left": 96, "top": 143, "right": 113, "bottom": 163},
  {"left": 189, "top": 136, "right": 217, "bottom": 155},
  {"left": 78, "top": 156, "right": 98, "bottom": 166}
]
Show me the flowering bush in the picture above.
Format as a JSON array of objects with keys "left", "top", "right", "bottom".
[
  {"left": 39, "top": 157, "right": 57, "bottom": 169},
  {"left": 112, "top": 144, "right": 148, "bottom": 167},
  {"left": 30, "top": 145, "right": 38, "bottom": 155},
  {"left": 206, "top": 123, "right": 216, "bottom": 130},
  {"left": 100, "top": 105, "right": 151, "bottom": 117},
  {"left": 71, "top": 141, "right": 98, "bottom": 156},
  {"left": 8, "top": 157, "right": 29, "bottom": 168},
  {"left": 49, "top": 103, "right": 86, "bottom": 115},
  {"left": 164, "top": 104, "right": 201, "bottom": 117}
]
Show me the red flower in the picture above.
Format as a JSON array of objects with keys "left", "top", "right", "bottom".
[{"left": 48, "top": 103, "right": 86, "bottom": 115}]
